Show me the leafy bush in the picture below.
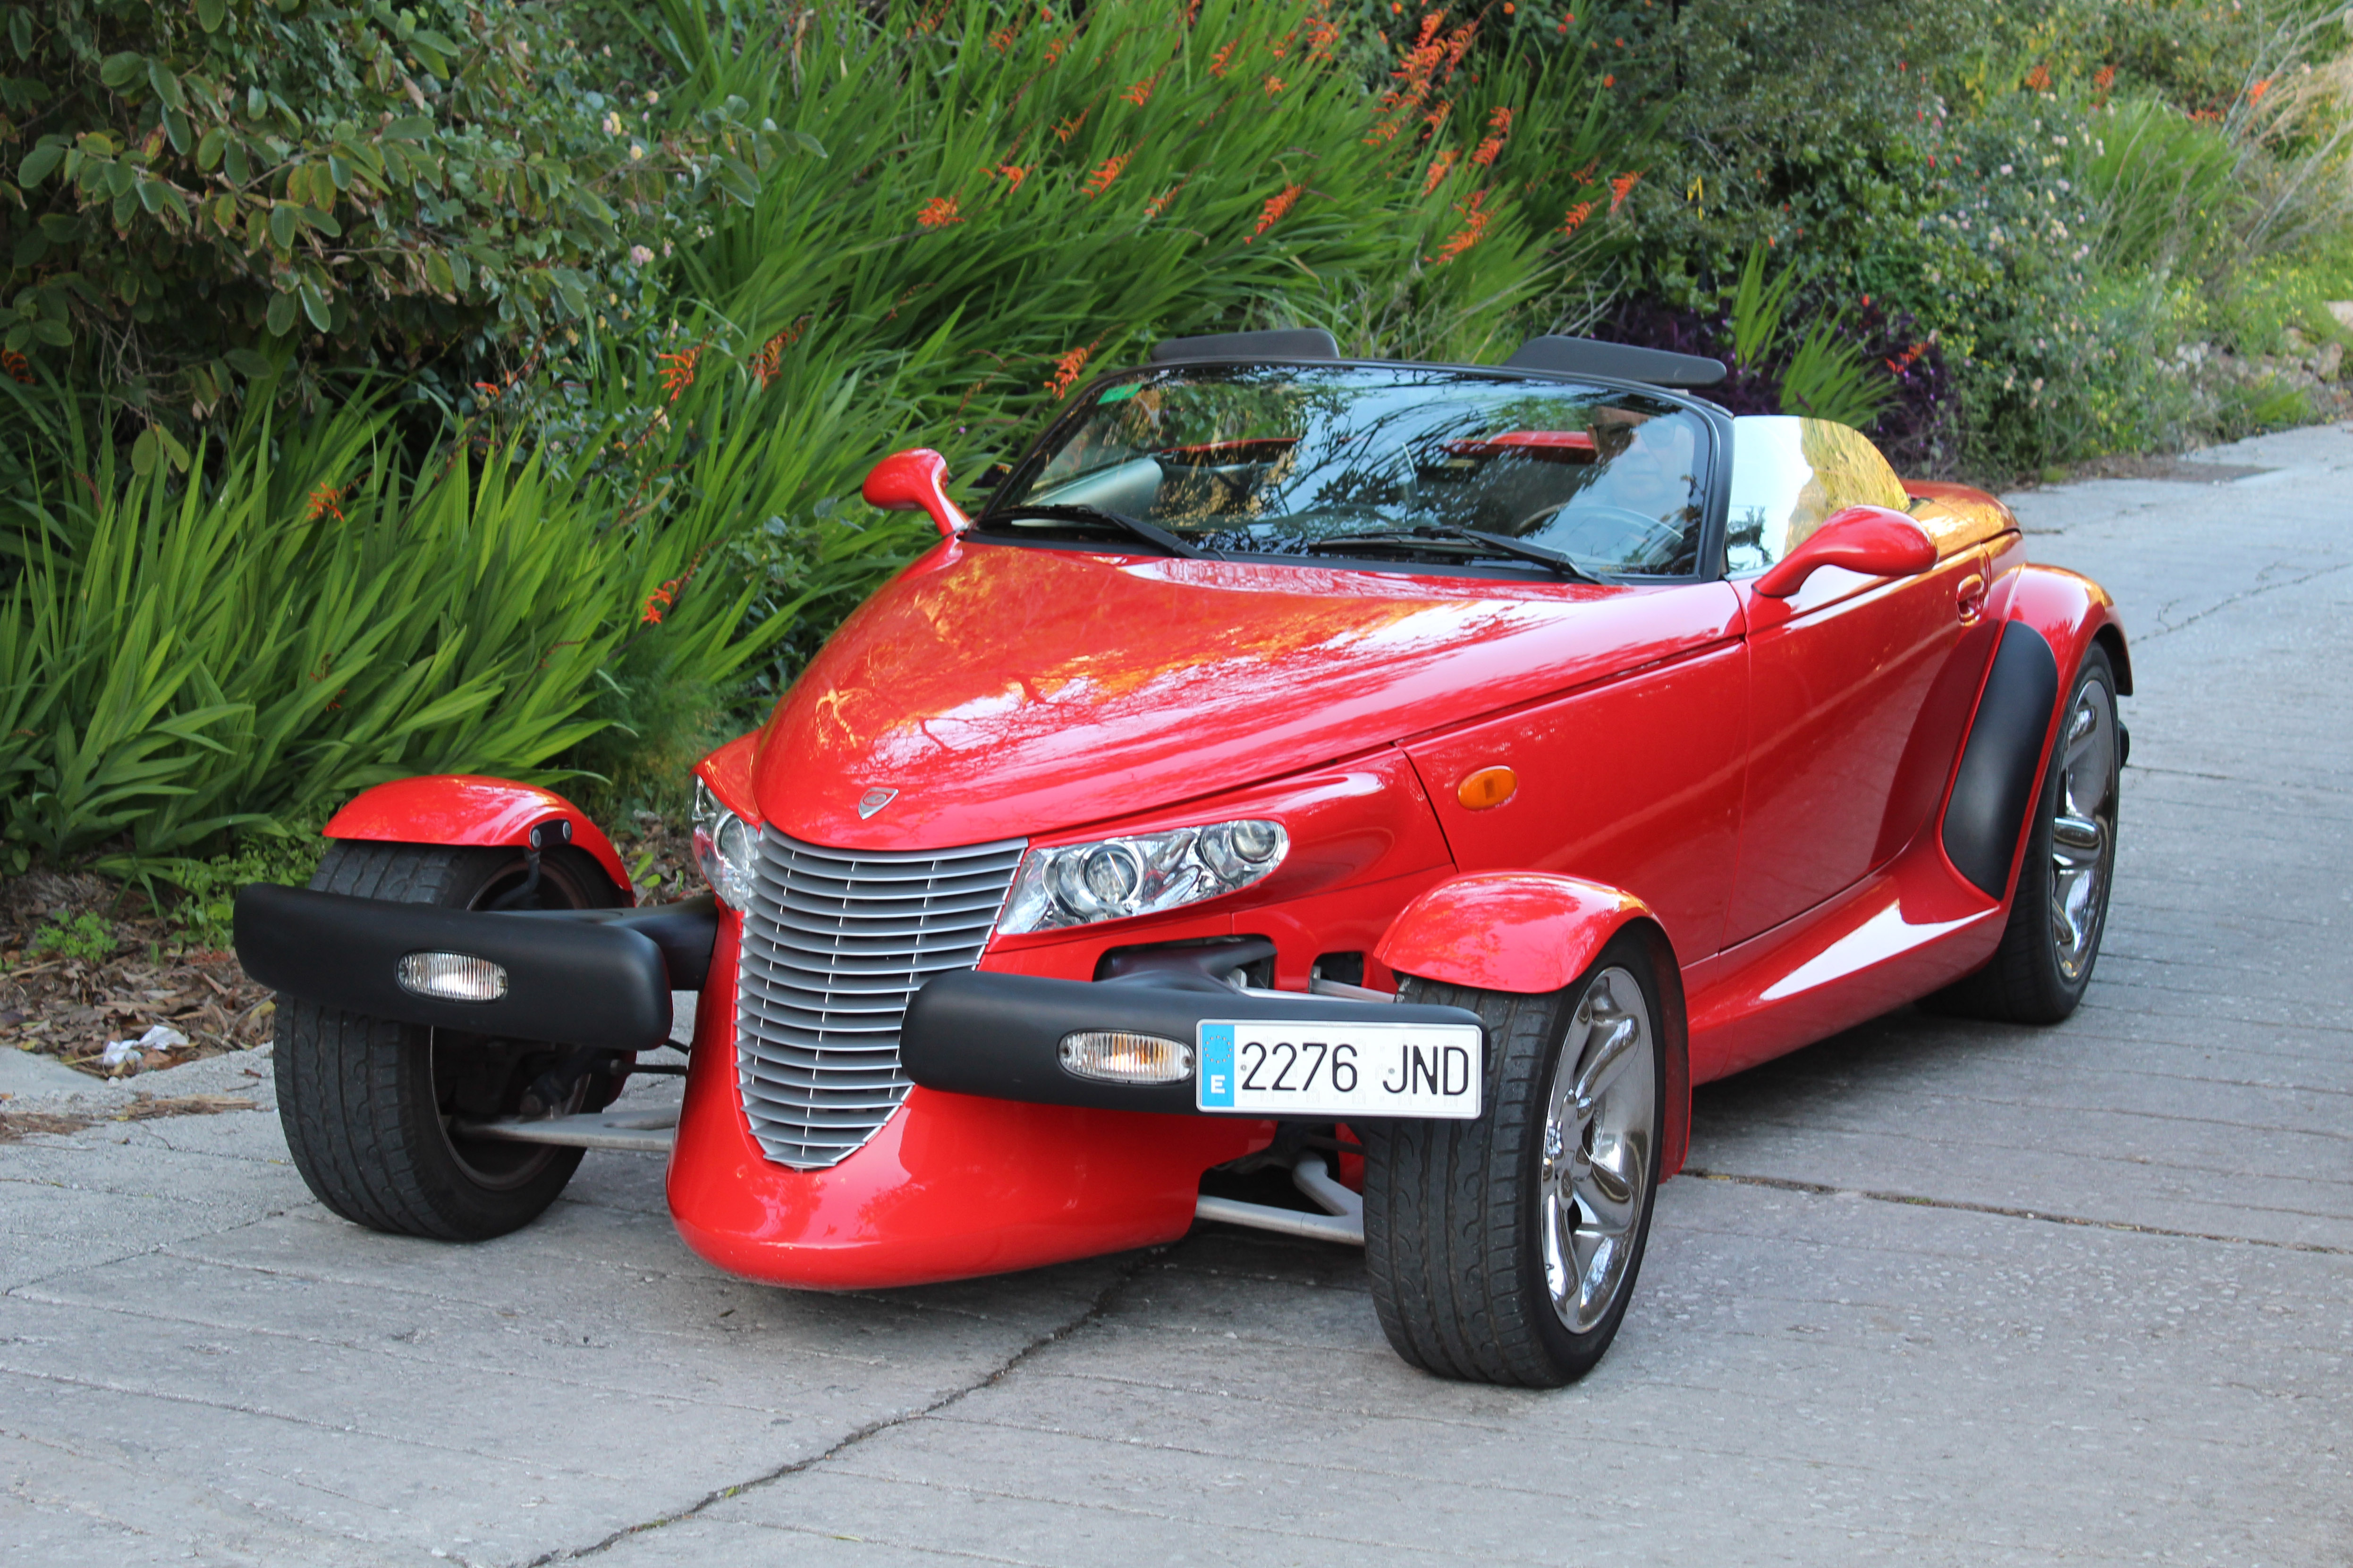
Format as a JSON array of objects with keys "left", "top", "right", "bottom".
[
  {"left": 0, "top": 377, "right": 847, "bottom": 856},
  {"left": 29, "top": 909, "right": 114, "bottom": 963},
  {"left": 0, "top": 0, "right": 796, "bottom": 441}
]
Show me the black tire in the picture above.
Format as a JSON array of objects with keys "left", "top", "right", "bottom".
[
  {"left": 274, "top": 839, "right": 625, "bottom": 1241},
  {"left": 1927, "top": 645, "right": 2122, "bottom": 1024},
  {"left": 1363, "top": 931, "right": 1667, "bottom": 1387}
]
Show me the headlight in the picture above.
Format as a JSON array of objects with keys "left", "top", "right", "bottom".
[
  {"left": 997, "top": 819, "right": 1287, "bottom": 936},
  {"left": 692, "top": 777, "right": 759, "bottom": 909}
]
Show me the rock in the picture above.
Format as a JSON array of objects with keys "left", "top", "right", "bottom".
[
  {"left": 2330, "top": 301, "right": 2353, "bottom": 331},
  {"left": 2316, "top": 342, "right": 2345, "bottom": 380}
]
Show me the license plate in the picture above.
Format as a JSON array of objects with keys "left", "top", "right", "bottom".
[{"left": 1195, "top": 1020, "right": 1484, "bottom": 1120}]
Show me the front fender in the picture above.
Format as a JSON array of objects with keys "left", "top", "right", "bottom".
[
  {"left": 1374, "top": 871, "right": 1690, "bottom": 1179},
  {"left": 1940, "top": 566, "right": 2131, "bottom": 900},
  {"left": 1375, "top": 871, "right": 1652, "bottom": 995},
  {"left": 322, "top": 775, "right": 633, "bottom": 900}
]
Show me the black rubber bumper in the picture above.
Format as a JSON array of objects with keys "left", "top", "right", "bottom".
[
  {"left": 899, "top": 969, "right": 1485, "bottom": 1115},
  {"left": 233, "top": 884, "right": 719, "bottom": 1053}
]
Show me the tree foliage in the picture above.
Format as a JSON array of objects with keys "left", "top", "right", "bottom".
[{"left": 0, "top": 0, "right": 802, "bottom": 450}]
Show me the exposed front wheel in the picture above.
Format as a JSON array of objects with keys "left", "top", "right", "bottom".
[
  {"left": 274, "top": 840, "right": 626, "bottom": 1241},
  {"left": 1362, "top": 933, "right": 1666, "bottom": 1386}
]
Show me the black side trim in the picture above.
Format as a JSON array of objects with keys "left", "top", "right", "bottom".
[
  {"left": 1505, "top": 335, "right": 1728, "bottom": 388},
  {"left": 234, "top": 884, "right": 686, "bottom": 1052},
  {"left": 900, "top": 970, "right": 1484, "bottom": 1116},
  {"left": 1149, "top": 329, "right": 1339, "bottom": 364},
  {"left": 1942, "top": 622, "right": 2062, "bottom": 897}
]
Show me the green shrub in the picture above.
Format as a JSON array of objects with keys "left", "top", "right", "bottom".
[
  {"left": 28, "top": 909, "right": 114, "bottom": 963},
  {"left": 0, "top": 0, "right": 796, "bottom": 438}
]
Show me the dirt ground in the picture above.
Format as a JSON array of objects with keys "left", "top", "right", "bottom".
[{"left": 0, "top": 808, "right": 701, "bottom": 1084}]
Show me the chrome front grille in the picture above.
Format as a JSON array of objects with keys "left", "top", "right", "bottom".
[{"left": 735, "top": 828, "right": 1027, "bottom": 1169}]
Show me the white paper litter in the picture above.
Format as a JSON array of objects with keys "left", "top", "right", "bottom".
[{"left": 97, "top": 1024, "right": 191, "bottom": 1071}]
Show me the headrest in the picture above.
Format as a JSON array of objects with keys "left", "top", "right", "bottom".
[{"left": 1149, "top": 329, "right": 1341, "bottom": 364}]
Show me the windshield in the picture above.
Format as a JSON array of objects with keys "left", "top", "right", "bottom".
[{"left": 982, "top": 364, "right": 1711, "bottom": 577}]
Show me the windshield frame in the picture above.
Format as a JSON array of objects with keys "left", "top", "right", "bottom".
[{"left": 968, "top": 358, "right": 1735, "bottom": 585}]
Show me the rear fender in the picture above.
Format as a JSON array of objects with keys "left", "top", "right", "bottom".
[
  {"left": 1374, "top": 872, "right": 1690, "bottom": 1177},
  {"left": 1941, "top": 567, "right": 2129, "bottom": 900},
  {"left": 322, "top": 775, "right": 633, "bottom": 902}
]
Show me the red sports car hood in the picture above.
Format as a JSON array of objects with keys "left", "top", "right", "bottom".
[{"left": 754, "top": 540, "right": 1739, "bottom": 850}]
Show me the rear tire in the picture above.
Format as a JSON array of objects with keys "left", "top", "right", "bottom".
[
  {"left": 1927, "top": 646, "right": 2121, "bottom": 1024},
  {"left": 273, "top": 840, "right": 624, "bottom": 1241},
  {"left": 1362, "top": 932, "right": 1666, "bottom": 1387}
]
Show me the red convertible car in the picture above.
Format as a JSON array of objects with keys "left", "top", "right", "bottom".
[{"left": 237, "top": 330, "right": 2126, "bottom": 1386}]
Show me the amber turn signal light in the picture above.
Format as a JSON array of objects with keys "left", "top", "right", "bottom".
[{"left": 1457, "top": 765, "right": 1517, "bottom": 810}]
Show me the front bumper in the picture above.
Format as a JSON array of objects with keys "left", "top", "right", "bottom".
[
  {"left": 233, "top": 883, "right": 719, "bottom": 1052},
  {"left": 900, "top": 969, "right": 1483, "bottom": 1115}
]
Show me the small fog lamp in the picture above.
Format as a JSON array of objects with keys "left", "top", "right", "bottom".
[
  {"left": 397, "top": 952, "right": 508, "bottom": 1003},
  {"left": 1058, "top": 1030, "right": 1194, "bottom": 1085}
]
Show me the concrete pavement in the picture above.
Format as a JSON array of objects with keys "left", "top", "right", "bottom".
[{"left": 3, "top": 426, "right": 2347, "bottom": 1566}]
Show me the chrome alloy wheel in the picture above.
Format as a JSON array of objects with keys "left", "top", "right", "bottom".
[
  {"left": 2049, "top": 677, "right": 2119, "bottom": 983},
  {"left": 1538, "top": 967, "right": 1657, "bottom": 1333}
]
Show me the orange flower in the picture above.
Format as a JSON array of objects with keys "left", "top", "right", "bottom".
[
  {"left": 1471, "top": 104, "right": 1512, "bottom": 166},
  {"left": 305, "top": 483, "right": 346, "bottom": 523},
  {"left": 989, "top": 23, "right": 1019, "bottom": 50},
  {"left": 2093, "top": 64, "right": 2116, "bottom": 90},
  {"left": 1045, "top": 342, "right": 1095, "bottom": 398},
  {"left": 751, "top": 318, "right": 810, "bottom": 388},
  {"left": 0, "top": 349, "right": 30, "bottom": 385},
  {"left": 1884, "top": 341, "right": 1928, "bottom": 375},
  {"left": 1264, "top": 73, "right": 1286, "bottom": 96},
  {"left": 993, "top": 163, "right": 1029, "bottom": 192},
  {"left": 2024, "top": 63, "right": 2051, "bottom": 92},
  {"left": 2249, "top": 77, "right": 2271, "bottom": 104},
  {"left": 1144, "top": 182, "right": 1186, "bottom": 219},
  {"left": 1601, "top": 73, "right": 1614, "bottom": 88},
  {"left": 917, "top": 194, "right": 964, "bottom": 228},
  {"left": 1210, "top": 40, "right": 1236, "bottom": 77},
  {"left": 1055, "top": 109, "right": 1088, "bottom": 143},
  {"left": 1422, "top": 148, "right": 1459, "bottom": 194},
  {"left": 1085, "top": 152, "right": 1133, "bottom": 199},
  {"left": 1246, "top": 182, "right": 1304, "bottom": 243},
  {"left": 1121, "top": 71, "right": 1161, "bottom": 107},
  {"left": 639, "top": 585, "right": 673, "bottom": 624},
  {"left": 658, "top": 346, "right": 701, "bottom": 402},
  {"left": 1560, "top": 199, "right": 1595, "bottom": 236},
  {"left": 1044, "top": 33, "right": 1069, "bottom": 65},
  {"left": 1608, "top": 171, "right": 1640, "bottom": 213},
  {"left": 1434, "top": 188, "right": 1491, "bottom": 264}
]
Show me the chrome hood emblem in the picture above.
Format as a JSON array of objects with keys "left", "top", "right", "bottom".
[{"left": 856, "top": 787, "right": 898, "bottom": 819}]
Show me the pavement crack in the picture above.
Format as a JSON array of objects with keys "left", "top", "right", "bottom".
[
  {"left": 1683, "top": 1168, "right": 2353, "bottom": 1254},
  {"left": 527, "top": 1247, "right": 1163, "bottom": 1565},
  {"left": 2140, "top": 557, "right": 2353, "bottom": 641}
]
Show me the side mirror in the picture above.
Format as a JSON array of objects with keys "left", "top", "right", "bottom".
[
  {"left": 1753, "top": 505, "right": 1937, "bottom": 599},
  {"left": 862, "top": 448, "right": 968, "bottom": 540}
]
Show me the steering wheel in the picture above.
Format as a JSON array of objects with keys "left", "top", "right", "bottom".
[{"left": 1517, "top": 502, "right": 1691, "bottom": 573}]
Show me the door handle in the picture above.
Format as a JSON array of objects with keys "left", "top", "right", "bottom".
[{"left": 1956, "top": 573, "right": 1988, "bottom": 623}]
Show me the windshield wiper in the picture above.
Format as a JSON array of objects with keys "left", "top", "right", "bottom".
[
  {"left": 1303, "top": 523, "right": 1598, "bottom": 582},
  {"left": 978, "top": 503, "right": 1212, "bottom": 560}
]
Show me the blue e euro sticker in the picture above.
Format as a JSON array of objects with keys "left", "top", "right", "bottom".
[{"left": 1197, "top": 1023, "right": 1236, "bottom": 1108}]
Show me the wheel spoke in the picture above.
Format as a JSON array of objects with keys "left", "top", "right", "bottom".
[
  {"left": 1573, "top": 1146, "right": 1637, "bottom": 1234},
  {"left": 1572, "top": 1014, "right": 1641, "bottom": 1118},
  {"left": 2051, "top": 814, "right": 2103, "bottom": 868}
]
